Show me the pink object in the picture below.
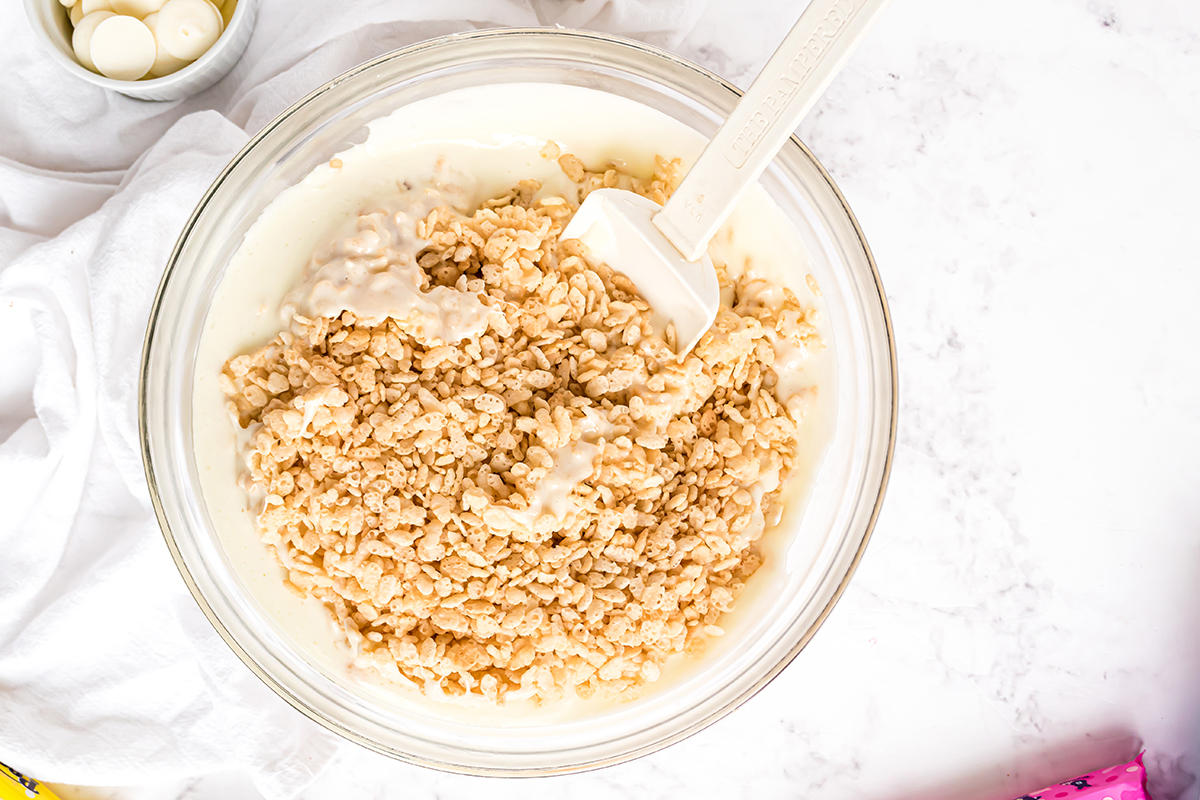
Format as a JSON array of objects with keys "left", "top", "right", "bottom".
[{"left": 1011, "top": 754, "right": 1150, "bottom": 800}]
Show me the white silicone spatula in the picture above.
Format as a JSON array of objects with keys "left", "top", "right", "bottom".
[{"left": 563, "top": 0, "right": 892, "bottom": 355}]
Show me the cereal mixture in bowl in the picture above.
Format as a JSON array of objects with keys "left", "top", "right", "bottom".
[
  {"left": 221, "top": 154, "right": 823, "bottom": 703},
  {"left": 142, "top": 43, "right": 894, "bottom": 772}
]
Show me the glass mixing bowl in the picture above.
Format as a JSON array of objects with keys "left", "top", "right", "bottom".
[{"left": 140, "top": 28, "right": 896, "bottom": 774}]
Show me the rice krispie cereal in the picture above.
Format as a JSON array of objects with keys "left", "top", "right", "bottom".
[{"left": 221, "top": 154, "right": 823, "bottom": 703}]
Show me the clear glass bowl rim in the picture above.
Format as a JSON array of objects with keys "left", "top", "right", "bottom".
[{"left": 139, "top": 26, "right": 898, "bottom": 776}]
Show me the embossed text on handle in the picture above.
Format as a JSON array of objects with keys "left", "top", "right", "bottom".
[{"left": 725, "top": 0, "right": 862, "bottom": 168}]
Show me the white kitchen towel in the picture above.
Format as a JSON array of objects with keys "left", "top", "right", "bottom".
[{"left": 0, "top": 0, "right": 709, "bottom": 798}]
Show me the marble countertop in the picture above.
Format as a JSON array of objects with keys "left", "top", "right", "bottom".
[{"left": 19, "top": 0, "right": 1200, "bottom": 798}]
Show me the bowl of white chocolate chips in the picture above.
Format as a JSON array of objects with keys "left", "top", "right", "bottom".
[{"left": 24, "top": 0, "right": 256, "bottom": 100}]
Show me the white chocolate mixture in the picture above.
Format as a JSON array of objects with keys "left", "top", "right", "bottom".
[
  {"left": 192, "top": 83, "right": 835, "bottom": 716},
  {"left": 284, "top": 186, "right": 492, "bottom": 345}
]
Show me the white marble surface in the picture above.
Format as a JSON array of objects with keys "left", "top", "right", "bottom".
[{"left": 10, "top": 0, "right": 1200, "bottom": 798}]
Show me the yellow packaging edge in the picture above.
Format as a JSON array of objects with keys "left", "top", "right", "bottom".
[{"left": 0, "top": 761, "right": 62, "bottom": 800}]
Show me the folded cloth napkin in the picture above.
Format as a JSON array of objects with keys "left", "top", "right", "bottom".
[{"left": 0, "top": 0, "right": 708, "bottom": 797}]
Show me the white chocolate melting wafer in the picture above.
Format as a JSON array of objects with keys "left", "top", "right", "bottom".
[
  {"left": 59, "top": 0, "right": 78, "bottom": 9},
  {"left": 80, "top": 0, "right": 114, "bottom": 14},
  {"left": 91, "top": 15, "right": 156, "bottom": 80},
  {"left": 205, "top": 0, "right": 224, "bottom": 31},
  {"left": 72, "top": 10, "right": 115, "bottom": 72},
  {"left": 219, "top": 0, "right": 235, "bottom": 27},
  {"left": 156, "top": 0, "right": 222, "bottom": 60},
  {"left": 142, "top": 11, "right": 192, "bottom": 77},
  {"left": 69, "top": 2, "right": 85, "bottom": 25},
  {"left": 111, "top": 0, "right": 167, "bottom": 18}
]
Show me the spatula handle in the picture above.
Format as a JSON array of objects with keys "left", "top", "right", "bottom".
[{"left": 654, "top": 0, "right": 892, "bottom": 261}]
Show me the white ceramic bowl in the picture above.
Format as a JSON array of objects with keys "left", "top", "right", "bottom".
[{"left": 23, "top": 0, "right": 257, "bottom": 101}]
